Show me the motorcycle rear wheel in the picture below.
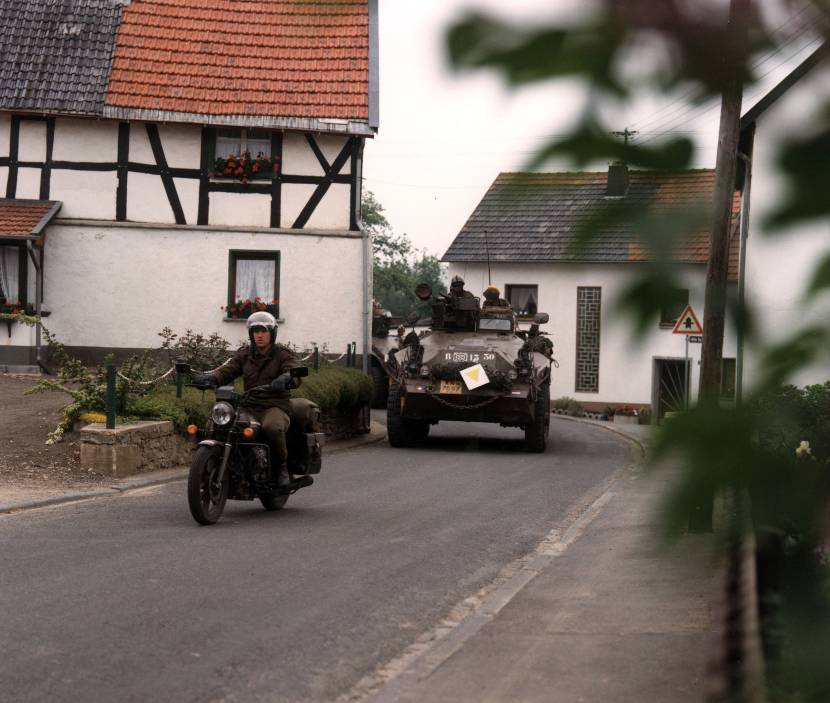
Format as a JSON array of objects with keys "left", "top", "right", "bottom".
[{"left": 188, "top": 446, "right": 229, "bottom": 525}]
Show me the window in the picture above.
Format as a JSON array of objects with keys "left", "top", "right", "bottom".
[
  {"left": 227, "top": 250, "right": 280, "bottom": 318},
  {"left": 0, "top": 245, "right": 24, "bottom": 307},
  {"left": 216, "top": 128, "right": 272, "bottom": 160},
  {"left": 721, "top": 358, "right": 736, "bottom": 400},
  {"left": 505, "top": 284, "right": 539, "bottom": 318},
  {"left": 660, "top": 288, "right": 689, "bottom": 326},
  {"left": 576, "top": 287, "right": 601, "bottom": 393}
]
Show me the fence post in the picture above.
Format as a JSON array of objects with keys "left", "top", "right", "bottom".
[
  {"left": 313, "top": 346, "right": 320, "bottom": 371},
  {"left": 106, "top": 364, "right": 116, "bottom": 429},
  {"left": 346, "top": 344, "right": 351, "bottom": 368},
  {"left": 176, "top": 369, "right": 183, "bottom": 399}
]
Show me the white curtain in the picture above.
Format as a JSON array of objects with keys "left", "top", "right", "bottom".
[
  {"left": 235, "top": 259, "right": 275, "bottom": 301},
  {"left": 0, "top": 246, "right": 20, "bottom": 303},
  {"left": 509, "top": 286, "right": 537, "bottom": 315}
]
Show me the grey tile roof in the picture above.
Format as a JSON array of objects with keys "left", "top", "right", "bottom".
[
  {"left": 442, "top": 170, "right": 739, "bottom": 271},
  {"left": 0, "top": 0, "right": 123, "bottom": 115}
]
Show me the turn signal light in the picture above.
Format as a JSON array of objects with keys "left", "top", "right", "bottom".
[
  {"left": 242, "top": 427, "right": 255, "bottom": 439},
  {"left": 187, "top": 425, "right": 198, "bottom": 436}
]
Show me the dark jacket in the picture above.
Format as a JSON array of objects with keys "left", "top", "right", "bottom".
[{"left": 213, "top": 343, "right": 300, "bottom": 412}]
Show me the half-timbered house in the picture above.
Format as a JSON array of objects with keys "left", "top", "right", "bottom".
[{"left": 0, "top": 0, "right": 378, "bottom": 371}]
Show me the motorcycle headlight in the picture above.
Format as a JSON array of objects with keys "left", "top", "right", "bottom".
[
  {"left": 211, "top": 401, "right": 234, "bottom": 426},
  {"left": 420, "top": 365, "right": 430, "bottom": 378},
  {"left": 507, "top": 369, "right": 518, "bottom": 381}
]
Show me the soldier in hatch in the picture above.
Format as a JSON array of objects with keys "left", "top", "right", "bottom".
[
  {"left": 481, "top": 285, "right": 511, "bottom": 310},
  {"left": 193, "top": 311, "right": 303, "bottom": 491},
  {"left": 448, "top": 275, "right": 475, "bottom": 299}
]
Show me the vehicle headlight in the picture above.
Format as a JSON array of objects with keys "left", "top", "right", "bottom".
[
  {"left": 420, "top": 365, "right": 430, "bottom": 377},
  {"left": 211, "top": 401, "right": 235, "bottom": 426},
  {"left": 507, "top": 369, "right": 518, "bottom": 381}
]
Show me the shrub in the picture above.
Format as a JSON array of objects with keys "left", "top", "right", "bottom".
[
  {"left": 125, "top": 388, "right": 212, "bottom": 431},
  {"left": 291, "top": 367, "right": 373, "bottom": 413},
  {"left": 158, "top": 327, "right": 233, "bottom": 373},
  {"left": 637, "top": 407, "right": 652, "bottom": 425}
]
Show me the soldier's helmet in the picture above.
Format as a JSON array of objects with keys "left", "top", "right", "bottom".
[
  {"left": 246, "top": 311, "right": 278, "bottom": 345},
  {"left": 483, "top": 285, "right": 501, "bottom": 302},
  {"left": 450, "top": 275, "right": 465, "bottom": 293}
]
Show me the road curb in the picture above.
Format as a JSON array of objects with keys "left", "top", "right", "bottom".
[
  {"left": 550, "top": 413, "right": 649, "bottom": 458},
  {"left": 0, "top": 422, "right": 388, "bottom": 515}
]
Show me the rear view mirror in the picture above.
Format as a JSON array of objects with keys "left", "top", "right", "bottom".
[
  {"left": 291, "top": 366, "right": 309, "bottom": 378},
  {"left": 533, "top": 313, "right": 549, "bottom": 325}
]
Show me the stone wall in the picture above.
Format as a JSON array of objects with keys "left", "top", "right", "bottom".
[
  {"left": 80, "top": 421, "right": 192, "bottom": 478},
  {"left": 80, "top": 405, "right": 370, "bottom": 477}
]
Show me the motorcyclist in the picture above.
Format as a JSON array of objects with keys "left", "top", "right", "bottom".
[{"left": 193, "top": 311, "right": 300, "bottom": 491}]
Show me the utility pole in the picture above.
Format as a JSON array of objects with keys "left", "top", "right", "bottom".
[{"left": 691, "top": 0, "right": 751, "bottom": 532}]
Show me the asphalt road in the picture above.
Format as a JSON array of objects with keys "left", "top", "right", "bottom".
[{"left": 0, "top": 418, "right": 630, "bottom": 703}]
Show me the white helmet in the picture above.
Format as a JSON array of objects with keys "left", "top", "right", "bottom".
[{"left": 247, "top": 311, "right": 278, "bottom": 345}]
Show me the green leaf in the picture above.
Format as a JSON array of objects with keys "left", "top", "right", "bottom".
[{"left": 806, "top": 252, "right": 830, "bottom": 300}]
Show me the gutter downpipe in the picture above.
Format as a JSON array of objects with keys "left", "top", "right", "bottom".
[
  {"left": 26, "top": 241, "right": 44, "bottom": 371},
  {"left": 736, "top": 143, "right": 753, "bottom": 407}
]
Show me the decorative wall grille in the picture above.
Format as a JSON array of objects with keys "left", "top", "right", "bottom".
[{"left": 576, "top": 286, "right": 601, "bottom": 393}]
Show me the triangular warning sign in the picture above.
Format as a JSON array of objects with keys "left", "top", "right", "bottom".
[{"left": 671, "top": 304, "right": 703, "bottom": 335}]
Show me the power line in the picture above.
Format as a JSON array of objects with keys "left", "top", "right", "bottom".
[
  {"left": 636, "top": 37, "right": 823, "bottom": 145},
  {"left": 630, "top": 5, "right": 808, "bottom": 131}
]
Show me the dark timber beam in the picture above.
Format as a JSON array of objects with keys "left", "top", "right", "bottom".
[{"left": 145, "top": 123, "right": 186, "bottom": 225}]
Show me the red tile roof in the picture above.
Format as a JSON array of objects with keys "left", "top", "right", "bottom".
[
  {"left": 0, "top": 200, "right": 59, "bottom": 241},
  {"left": 106, "top": 0, "right": 369, "bottom": 121}
]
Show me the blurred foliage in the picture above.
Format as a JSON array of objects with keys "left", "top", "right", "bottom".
[
  {"left": 446, "top": 1, "right": 829, "bottom": 699},
  {"left": 363, "top": 190, "right": 447, "bottom": 316}
]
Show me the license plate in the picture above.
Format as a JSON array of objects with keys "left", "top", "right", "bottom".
[{"left": 439, "top": 380, "right": 463, "bottom": 395}]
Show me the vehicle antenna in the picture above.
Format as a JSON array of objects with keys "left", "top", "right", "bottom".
[{"left": 483, "top": 229, "right": 492, "bottom": 285}]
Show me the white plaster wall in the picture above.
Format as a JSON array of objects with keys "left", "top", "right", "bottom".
[
  {"left": 744, "top": 66, "right": 830, "bottom": 387},
  {"left": 155, "top": 124, "right": 201, "bottom": 169},
  {"left": 19, "top": 120, "right": 46, "bottom": 162},
  {"left": 53, "top": 118, "right": 118, "bottom": 162},
  {"left": 50, "top": 170, "right": 117, "bottom": 220},
  {"left": 15, "top": 167, "right": 42, "bottom": 199},
  {"left": 0, "top": 113, "right": 9, "bottom": 156},
  {"left": 282, "top": 132, "right": 351, "bottom": 177},
  {"left": 127, "top": 172, "right": 177, "bottom": 224},
  {"left": 4, "top": 318, "right": 36, "bottom": 348},
  {"left": 0, "top": 166, "right": 7, "bottom": 194},
  {"left": 42, "top": 224, "right": 364, "bottom": 354},
  {"left": 449, "top": 262, "right": 736, "bottom": 406},
  {"left": 209, "top": 192, "right": 272, "bottom": 228},
  {"left": 278, "top": 182, "right": 351, "bottom": 230}
]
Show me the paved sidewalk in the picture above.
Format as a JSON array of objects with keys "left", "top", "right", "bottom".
[
  {"left": 359, "top": 418, "right": 722, "bottom": 703},
  {"left": 0, "top": 421, "right": 387, "bottom": 514}
]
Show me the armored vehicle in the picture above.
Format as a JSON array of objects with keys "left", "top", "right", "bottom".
[{"left": 386, "top": 283, "right": 554, "bottom": 451}]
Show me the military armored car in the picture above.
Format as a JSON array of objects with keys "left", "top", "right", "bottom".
[{"left": 386, "top": 283, "right": 554, "bottom": 451}]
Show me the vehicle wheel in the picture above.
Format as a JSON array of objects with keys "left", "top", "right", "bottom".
[
  {"left": 387, "top": 382, "right": 428, "bottom": 447},
  {"left": 187, "top": 446, "right": 229, "bottom": 525},
  {"left": 260, "top": 491, "right": 289, "bottom": 511},
  {"left": 524, "top": 384, "right": 551, "bottom": 453},
  {"left": 370, "top": 365, "right": 389, "bottom": 409}
]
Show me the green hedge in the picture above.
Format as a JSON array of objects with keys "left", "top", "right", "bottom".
[
  {"left": 291, "top": 367, "right": 373, "bottom": 412},
  {"left": 100, "top": 367, "right": 372, "bottom": 433}
]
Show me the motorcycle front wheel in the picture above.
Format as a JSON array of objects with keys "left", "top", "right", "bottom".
[{"left": 188, "top": 446, "right": 229, "bottom": 525}]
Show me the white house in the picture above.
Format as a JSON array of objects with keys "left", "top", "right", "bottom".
[
  {"left": 442, "top": 168, "right": 742, "bottom": 418},
  {"left": 0, "top": 0, "right": 379, "bottom": 372},
  {"left": 442, "top": 46, "right": 829, "bottom": 417}
]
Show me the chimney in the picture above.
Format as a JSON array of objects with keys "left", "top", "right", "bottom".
[{"left": 606, "top": 161, "right": 629, "bottom": 197}]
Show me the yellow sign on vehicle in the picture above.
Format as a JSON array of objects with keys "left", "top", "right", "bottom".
[
  {"left": 439, "top": 380, "right": 463, "bottom": 395},
  {"left": 460, "top": 363, "right": 490, "bottom": 390}
]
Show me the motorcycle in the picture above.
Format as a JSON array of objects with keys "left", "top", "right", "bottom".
[{"left": 176, "top": 362, "right": 325, "bottom": 525}]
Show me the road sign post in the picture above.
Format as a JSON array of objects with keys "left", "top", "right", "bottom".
[{"left": 672, "top": 304, "right": 704, "bottom": 410}]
